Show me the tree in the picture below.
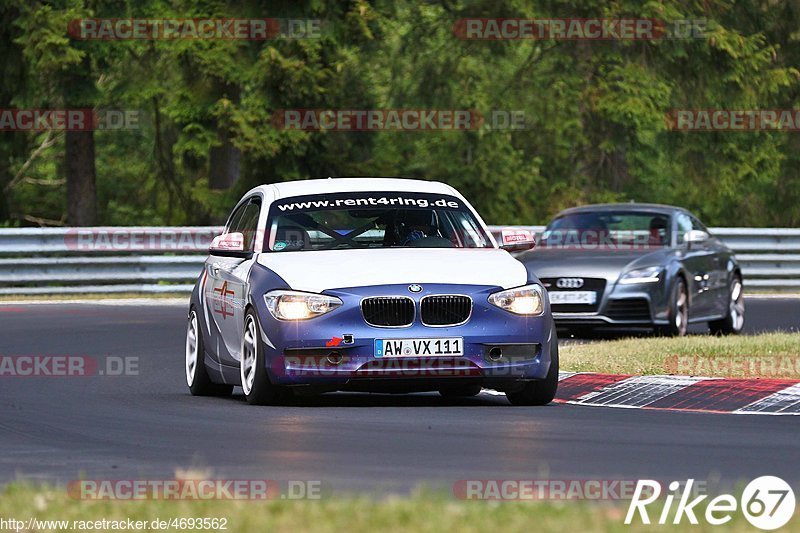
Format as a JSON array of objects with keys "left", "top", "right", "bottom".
[
  {"left": 2, "top": 0, "right": 800, "bottom": 227},
  {"left": 14, "top": 1, "right": 99, "bottom": 225}
]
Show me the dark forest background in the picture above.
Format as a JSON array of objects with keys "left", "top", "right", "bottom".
[{"left": 2, "top": 0, "right": 800, "bottom": 227}]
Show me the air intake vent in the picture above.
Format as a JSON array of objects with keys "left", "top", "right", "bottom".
[
  {"left": 361, "top": 297, "right": 415, "bottom": 327},
  {"left": 606, "top": 298, "right": 652, "bottom": 321},
  {"left": 420, "top": 295, "right": 472, "bottom": 326}
]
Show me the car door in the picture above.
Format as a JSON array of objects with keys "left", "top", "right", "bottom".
[
  {"left": 205, "top": 197, "right": 261, "bottom": 365},
  {"left": 691, "top": 215, "right": 729, "bottom": 316},
  {"left": 675, "top": 212, "right": 716, "bottom": 317}
]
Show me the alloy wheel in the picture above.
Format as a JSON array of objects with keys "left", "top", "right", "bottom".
[
  {"left": 185, "top": 311, "right": 199, "bottom": 386},
  {"left": 240, "top": 314, "right": 258, "bottom": 395}
]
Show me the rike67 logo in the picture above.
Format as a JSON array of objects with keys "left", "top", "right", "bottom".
[{"left": 626, "top": 477, "right": 795, "bottom": 530}]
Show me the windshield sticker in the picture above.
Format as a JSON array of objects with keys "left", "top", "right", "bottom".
[{"left": 273, "top": 192, "right": 462, "bottom": 213}]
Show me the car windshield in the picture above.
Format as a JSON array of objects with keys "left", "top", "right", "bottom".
[
  {"left": 265, "top": 192, "right": 493, "bottom": 251},
  {"left": 540, "top": 211, "right": 671, "bottom": 248}
]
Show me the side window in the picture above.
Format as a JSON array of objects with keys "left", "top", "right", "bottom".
[
  {"left": 233, "top": 200, "right": 262, "bottom": 251},
  {"left": 224, "top": 198, "right": 262, "bottom": 251},
  {"left": 675, "top": 213, "right": 693, "bottom": 246},
  {"left": 224, "top": 204, "right": 248, "bottom": 235}
]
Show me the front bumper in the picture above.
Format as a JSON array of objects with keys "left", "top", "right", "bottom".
[
  {"left": 548, "top": 277, "right": 672, "bottom": 327},
  {"left": 252, "top": 283, "right": 555, "bottom": 389}
]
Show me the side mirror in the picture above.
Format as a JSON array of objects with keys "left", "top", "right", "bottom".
[
  {"left": 499, "top": 228, "right": 536, "bottom": 252},
  {"left": 209, "top": 232, "right": 250, "bottom": 257},
  {"left": 685, "top": 230, "right": 709, "bottom": 246}
]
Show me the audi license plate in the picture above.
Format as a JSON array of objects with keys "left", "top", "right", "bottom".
[
  {"left": 548, "top": 291, "right": 597, "bottom": 305},
  {"left": 374, "top": 338, "right": 463, "bottom": 357}
]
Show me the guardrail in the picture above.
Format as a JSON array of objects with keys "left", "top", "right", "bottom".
[
  {"left": 711, "top": 228, "right": 800, "bottom": 289},
  {"left": 0, "top": 226, "right": 797, "bottom": 294}
]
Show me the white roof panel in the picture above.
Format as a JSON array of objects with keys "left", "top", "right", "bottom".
[{"left": 245, "top": 177, "right": 458, "bottom": 200}]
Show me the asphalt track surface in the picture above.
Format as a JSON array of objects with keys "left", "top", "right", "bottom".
[{"left": 0, "top": 298, "right": 798, "bottom": 493}]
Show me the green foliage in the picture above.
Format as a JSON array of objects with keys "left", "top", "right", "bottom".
[{"left": 2, "top": 0, "right": 800, "bottom": 226}]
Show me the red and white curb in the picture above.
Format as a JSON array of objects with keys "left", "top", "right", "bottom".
[{"left": 553, "top": 372, "right": 800, "bottom": 415}]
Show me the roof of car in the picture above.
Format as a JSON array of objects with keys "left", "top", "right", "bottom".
[
  {"left": 245, "top": 177, "right": 459, "bottom": 200},
  {"left": 555, "top": 203, "right": 685, "bottom": 217}
]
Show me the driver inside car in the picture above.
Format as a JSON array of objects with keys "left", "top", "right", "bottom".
[
  {"left": 384, "top": 209, "right": 452, "bottom": 247},
  {"left": 648, "top": 216, "right": 668, "bottom": 246},
  {"left": 398, "top": 210, "right": 438, "bottom": 245}
]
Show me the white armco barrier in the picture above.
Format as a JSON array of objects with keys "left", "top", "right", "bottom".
[{"left": 0, "top": 226, "right": 797, "bottom": 294}]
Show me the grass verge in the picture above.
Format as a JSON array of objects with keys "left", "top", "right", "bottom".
[
  {"left": 560, "top": 332, "right": 800, "bottom": 379},
  {"left": 0, "top": 484, "right": 769, "bottom": 533}
]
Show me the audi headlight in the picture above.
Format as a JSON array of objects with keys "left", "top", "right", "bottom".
[
  {"left": 619, "top": 266, "right": 662, "bottom": 285},
  {"left": 488, "top": 284, "right": 545, "bottom": 315},
  {"left": 264, "top": 290, "right": 342, "bottom": 320}
]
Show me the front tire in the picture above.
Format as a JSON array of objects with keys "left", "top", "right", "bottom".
[
  {"left": 240, "top": 309, "right": 286, "bottom": 405},
  {"left": 506, "top": 327, "right": 559, "bottom": 406},
  {"left": 186, "top": 309, "right": 233, "bottom": 396},
  {"left": 709, "top": 274, "right": 744, "bottom": 335},
  {"left": 656, "top": 277, "right": 689, "bottom": 337}
]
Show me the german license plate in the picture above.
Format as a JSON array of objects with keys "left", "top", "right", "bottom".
[
  {"left": 374, "top": 338, "right": 463, "bottom": 357},
  {"left": 548, "top": 291, "right": 597, "bottom": 305}
]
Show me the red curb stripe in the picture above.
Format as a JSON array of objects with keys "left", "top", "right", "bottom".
[
  {"left": 555, "top": 373, "right": 800, "bottom": 414},
  {"left": 647, "top": 378, "right": 798, "bottom": 412},
  {"left": 571, "top": 376, "right": 704, "bottom": 408},
  {"left": 555, "top": 373, "right": 632, "bottom": 402},
  {"left": 0, "top": 307, "right": 26, "bottom": 312}
]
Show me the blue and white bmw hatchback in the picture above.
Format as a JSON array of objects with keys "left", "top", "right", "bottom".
[{"left": 185, "top": 178, "right": 558, "bottom": 405}]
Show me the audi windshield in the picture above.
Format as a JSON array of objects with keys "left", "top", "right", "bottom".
[{"left": 540, "top": 211, "right": 671, "bottom": 248}]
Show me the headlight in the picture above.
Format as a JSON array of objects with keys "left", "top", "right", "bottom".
[
  {"left": 264, "top": 290, "right": 342, "bottom": 320},
  {"left": 488, "top": 284, "right": 545, "bottom": 315},
  {"left": 618, "top": 266, "right": 662, "bottom": 285}
]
